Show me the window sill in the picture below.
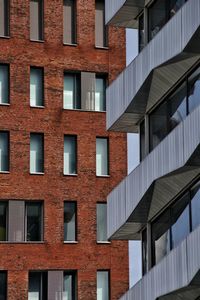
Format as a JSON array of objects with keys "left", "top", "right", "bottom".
[
  {"left": 97, "top": 241, "right": 111, "bottom": 244},
  {"left": 96, "top": 175, "right": 110, "bottom": 178},
  {"left": 62, "top": 108, "right": 106, "bottom": 113},
  {"left": 0, "top": 103, "right": 10, "bottom": 106},
  {"left": 63, "top": 173, "right": 78, "bottom": 177},
  {"left": 30, "top": 172, "right": 44, "bottom": 175},
  {"left": 64, "top": 241, "right": 78, "bottom": 244},
  {"left": 63, "top": 43, "right": 77, "bottom": 47},
  {"left": 30, "top": 105, "right": 45, "bottom": 109},
  {"left": 0, "top": 35, "right": 10, "bottom": 39},
  {"left": 95, "top": 46, "right": 109, "bottom": 50},
  {"left": 30, "top": 39, "right": 44, "bottom": 43},
  {"left": 0, "top": 171, "right": 10, "bottom": 174}
]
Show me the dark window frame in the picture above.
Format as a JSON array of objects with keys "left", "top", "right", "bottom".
[
  {"left": 0, "top": 201, "right": 8, "bottom": 242},
  {"left": 63, "top": 72, "right": 81, "bottom": 110},
  {"left": 97, "top": 269, "right": 110, "bottom": 300},
  {"left": 96, "top": 137, "right": 109, "bottom": 177},
  {"left": 0, "top": 63, "right": 10, "bottom": 105},
  {"left": 95, "top": 0, "right": 108, "bottom": 48},
  {"left": 30, "top": 66, "right": 44, "bottom": 107},
  {"left": 0, "top": 131, "right": 10, "bottom": 172},
  {"left": 63, "top": 270, "right": 77, "bottom": 300},
  {"left": 28, "top": 271, "right": 48, "bottom": 300},
  {"left": 63, "top": 0, "right": 77, "bottom": 45},
  {"left": 96, "top": 202, "right": 109, "bottom": 242},
  {"left": 0, "top": 270, "right": 7, "bottom": 300},
  {"left": 25, "top": 201, "right": 43, "bottom": 242},
  {"left": 30, "top": 132, "right": 44, "bottom": 174},
  {"left": 0, "top": 0, "right": 9, "bottom": 37},
  {"left": 63, "top": 135, "right": 78, "bottom": 175},
  {"left": 64, "top": 201, "right": 77, "bottom": 242},
  {"left": 95, "top": 75, "right": 107, "bottom": 112},
  {"left": 30, "top": 0, "right": 44, "bottom": 41}
]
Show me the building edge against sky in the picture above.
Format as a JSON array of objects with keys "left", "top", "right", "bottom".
[
  {"left": 105, "top": 0, "right": 200, "bottom": 299},
  {"left": 0, "top": 0, "right": 129, "bottom": 299}
]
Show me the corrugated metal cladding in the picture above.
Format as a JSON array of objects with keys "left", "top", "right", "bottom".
[
  {"left": 119, "top": 225, "right": 200, "bottom": 300},
  {"left": 106, "top": 0, "right": 200, "bottom": 132},
  {"left": 107, "top": 105, "right": 200, "bottom": 239}
]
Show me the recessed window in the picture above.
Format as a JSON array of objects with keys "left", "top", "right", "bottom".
[
  {"left": 26, "top": 202, "right": 43, "bottom": 241},
  {"left": 30, "top": 67, "right": 44, "bottom": 107},
  {"left": 63, "top": 0, "right": 76, "bottom": 44},
  {"left": 30, "top": 133, "right": 44, "bottom": 174},
  {"left": 28, "top": 271, "right": 47, "bottom": 300},
  {"left": 0, "top": 132, "right": 9, "bottom": 172},
  {"left": 63, "top": 271, "right": 77, "bottom": 300},
  {"left": 0, "top": 0, "right": 9, "bottom": 37},
  {"left": 0, "top": 271, "right": 7, "bottom": 300},
  {"left": 95, "top": 77, "right": 106, "bottom": 111},
  {"left": 63, "top": 73, "right": 80, "bottom": 109},
  {"left": 139, "top": 13, "right": 145, "bottom": 52},
  {"left": 191, "top": 181, "right": 200, "bottom": 231},
  {"left": 0, "top": 64, "right": 9, "bottom": 105},
  {"left": 97, "top": 203, "right": 107, "bottom": 242},
  {"left": 64, "top": 202, "right": 76, "bottom": 242},
  {"left": 96, "top": 138, "right": 109, "bottom": 176},
  {"left": 97, "top": 271, "right": 109, "bottom": 300},
  {"left": 30, "top": 0, "right": 43, "bottom": 41},
  {"left": 95, "top": 0, "right": 107, "bottom": 47},
  {"left": 64, "top": 136, "right": 77, "bottom": 175},
  {"left": 0, "top": 202, "right": 7, "bottom": 241}
]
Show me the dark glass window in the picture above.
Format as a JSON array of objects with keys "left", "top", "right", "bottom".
[
  {"left": 0, "top": 132, "right": 9, "bottom": 172},
  {"left": 0, "top": 64, "right": 9, "bottom": 104},
  {"left": 64, "top": 136, "right": 77, "bottom": 175},
  {"left": 63, "top": 0, "right": 76, "bottom": 44},
  {"left": 28, "top": 272, "right": 47, "bottom": 300},
  {"left": 96, "top": 138, "right": 109, "bottom": 176},
  {"left": 30, "top": 67, "right": 44, "bottom": 107},
  {"left": 64, "top": 202, "right": 76, "bottom": 241},
  {"left": 140, "top": 120, "right": 145, "bottom": 161},
  {"left": 63, "top": 271, "right": 77, "bottom": 300},
  {"left": 26, "top": 202, "right": 42, "bottom": 241},
  {"left": 188, "top": 66, "right": 200, "bottom": 114},
  {"left": 0, "top": 0, "right": 9, "bottom": 37},
  {"left": 30, "top": 133, "right": 44, "bottom": 174},
  {"left": 63, "top": 73, "right": 80, "bottom": 109},
  {"left": 95, "top": 77, "right": 106, "bottom": 111},
  {"left": 0, "top": 202, "right": 7, "bottom": 241},
  {"left": 191, "top": 181, "right": 200, "bottom": 231},
  {"left": 30, "top": 0, "right": 43, "bottom": 41},
  {"left": 97, "top": 203, "right": 107, "bottom": 242},
  {"left": 95, "top": 0, "right": 107, "bottom": 47},
  {"left": 139, "top": 13, "right": 145, "bottom": 52},
  {"left": 0, "top": 271, "right": 7, "bottom": 300},
  {"left": 97, "top": 271, "right": 109, "bottom": 300},
  {"left": 142, "top": 229, "right": 147, "bottom": 275}
]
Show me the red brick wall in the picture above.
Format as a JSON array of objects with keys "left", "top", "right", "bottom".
[{"left": 0, "top": 0, "right": 128, "bottom": 299}]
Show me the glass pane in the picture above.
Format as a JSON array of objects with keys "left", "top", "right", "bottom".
[
  {"left": 30, "top": 68, "right": 43, "bottom": 107},
  {"left": 0, "top": 272, "right": 7, "bottom": 300},
  {"left": 64, "top": 74, "right": 80, "bottom": 109},
  {"left": 28, "top": 272, "right": 41, "bottom": 300},
  {"left": 96, "top": 138, "right": 108, "bottom": 176},
  {"left": 0, "top": 203, "right": 7, "bottom": 241},
  {"left": 95, "top": 0, "right": 106, "bottom": 47},
  {"left": 26, "top": 203, "right": 42, "bottom": 241},
  {"left": 188, "top": 66, "right": 200, "bottom": 114},
  {"left": 169, "top": 0, "right": 186, "bottom": 18},
  {"left": 97, "top": 204, "right": 107, "bottom": 241},
  {"left": 0, "top": 0, "right": 9, "bottom": 36},
  {"left": 191, "top": 181, "right": 200, "bottom": 230},
  {"left": 95, "top": 78, "right": 105, "bottom": 111},
  {"left": 64, "top": 202, "right": 76, "bottom": 241},
  {"left": 30, "top": 134, "right": 44, "bottom": 173},
  {"left": 152, "top": 209, "right": 171, "bottom": 264},
  {"left": 149, "top": 0, "right": 167, "bottom": 40},
  {"left": 142, "top": 229, "right": 147, "bottom": 275},
  {"left": 63, "top": 0, "right": 76, "bottom": 44},
  {"left": 0, "top": 65, "right": 9, "bottom": 104},
  {"left": 0, "top": 132, "right": 9, "bottom": 172},
  {"left": 140, "top": 120, "right": 145, "bottom": 161},
  {"left": 171, "top": 193, "right": 190, "bottom": 249},
  {"left": 64, "top": 136, "right": 77, "bottom": 175},
  {"left": 97, "top": 271, "right": 109, "bottom": 300},
  {"left": 139, "top": 14, "right": 145, "bottom": 52},
  {"left": 63, "top": 272, "right": 76, "bottom": 300},
  {"left": 30, "top": 0, "right": 43, "bottom": 40}
]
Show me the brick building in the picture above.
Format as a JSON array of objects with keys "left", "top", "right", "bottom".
[{"left": 0, "top": 0, "right": 128, "bottom": 299}]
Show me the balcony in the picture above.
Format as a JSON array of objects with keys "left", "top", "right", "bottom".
[
  {"left": 119, "top": 224, "right": 200, "bottom": 300},
  {"left": 106, "top": 0, "right": 200, "bottom": 132},
  {"left": 107, "top": 105, "right": 200, "bottom": 240}
]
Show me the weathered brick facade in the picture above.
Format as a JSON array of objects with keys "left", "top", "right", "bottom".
[{"left": 0, "top": 0, "right": 128, "bottom": 299}]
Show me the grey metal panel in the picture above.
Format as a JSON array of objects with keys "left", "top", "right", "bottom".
[
  {"left": 81, "top": 72, "right": 95, "bottom": 110},
  {"left": 48, "top": 271, "right": 63, "bottom": 300},
  {"left": 106, "top": 0, "right": 200, "bottom": 132},
  {"left": 8, "top": 201, "right": 25, "bottom": 242}
]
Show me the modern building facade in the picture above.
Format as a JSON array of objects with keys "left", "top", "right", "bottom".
[
  {"left": 0, "top": 0, "right": 129, "bottom": 299},
  {"left": 105, "top": 0, "right": 200, "bottom": 299}
]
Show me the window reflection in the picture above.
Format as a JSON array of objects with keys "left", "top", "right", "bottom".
[
  {"left": 188, "top": 66, "right": 200, "bottom": 114},
  {"left": 191, "top": 181, "right": 200, "bottom": 230}
]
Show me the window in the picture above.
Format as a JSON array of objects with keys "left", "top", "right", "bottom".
[
  {"left": 0, "top": 132, "right": 9, "bottom": 172},
  {"left": 142, "top": 229, "right": 147, "bottom": 275},
  {"left": 28, "top": 271, "right": 47, "bottom": 300},
  {"left": 188, "top": 66, "right": 200, "bottom": 114},
  {"left": 63, "top": 271, "right": 77, "bottom": 300},
  {"left": 0, "top": 0, "right": 9, "bottom": 37},
  {"left": 26, "top": 202, "right": 43, "bottom": 241},
  {"left": 191, "top": 181, "right": 200, "bottom": 231},
  {"left": 30, "top": 0, "right": 43, "bottom": 41},
  {"left": 30, "top": 133, "right": 44, "bottom": 174},
  {"left": 30, "top": 67, "right": 44, "bottom": 107},
  {"left": 63, "top": 0, "right": 76, "bottom": 44},
  {"left": 0, "top": 64, "right": 9, "bottom": 104},
  {"left": 63, "top": 73, "right": 80, "bottom": 109},
  {"left": 64, "top": 136, "right": 77, "bottom": 175},
  {"left": 97, "top": 271, "right": 109, "bottom": 300},
  {"left": 95, "top": 0, "right": 107, "bottom": 48},
  {"left": 0, "top": 202, "right": 7, "bottom": 241},
  {"left": 0, "top": 271, "right": 7, "bottom": 300},
  {"left": 96, "top": 138, "right": 109, "bottom": 176},
  {"left": 95, "top": 77, "right": 106, "bottom": 111},
  {"left": 140, "top": 120, "right": 145, "bottom": 161},
  {"left": 97, "top": 203, "right": 107, "bottom": 242},
  {"left": 64, "top": 202, "right": 76, "bottom": 242},
  {"left": 139, "top": 13, "right": 145, "bottom": 52}
]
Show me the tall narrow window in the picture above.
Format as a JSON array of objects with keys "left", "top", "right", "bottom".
[
  {"left": 0, "top": 132, "right": 9, "bottom": 172},
  {"left": 30, "top": 0, "right": 43, "bottom": 41},
  {"left": 96, "top": 138, "right": 109, "bottom": 176},
  {"left": 63, "top": 271, "right": 77, "bottom": 300},
  {"left": 0, "top": 0, "right": 9, "bottom": 37},
  {"left": 0, "top": 271, "right": 7, "bottom": 300},
  {"left": 28, "top": 272, "right": 47, "bottom": 300},
  {"left": 97, "top": 271, "right": 109, "bottom": 300},
  {"left": 63, "top": 73, "right": 80, "bottom": 109},
  {"left": 30, "top": 133, "right": 44, "bottom": 174},
  {"left": 0, "top": 202, "right": 7, "bottom": 241},
  {"left": 139, "top": 13, "right": 145, "bottom": 52},
  {"left": 64, "top": 136, "right": 77, "bottom": 175},
  {"left": 95, "top": 0, "right": 107, "bottom": 47},
  {"left": 0, "top": 65, "right": 9, "bottom": 104},
  {"left": 97, "top": 203, "right": 107, "bottom": 242},
  {"left": 95, "top": 77, "right": 106, "bottom": 111},
  {"left": 30, "top": 67, "right": 44, "bottom": 107},
  {"left": 63, "top": 0, "right": 76, "bottom": 44},
  {"left": 26, "top": 202, "right": 42, "bottom": 241},
  {"left": 64, "top": 202, "right": 76, "bottom": 242},
  {"left": 191, "top": 181, "right": 200, "bottom": 231}
]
